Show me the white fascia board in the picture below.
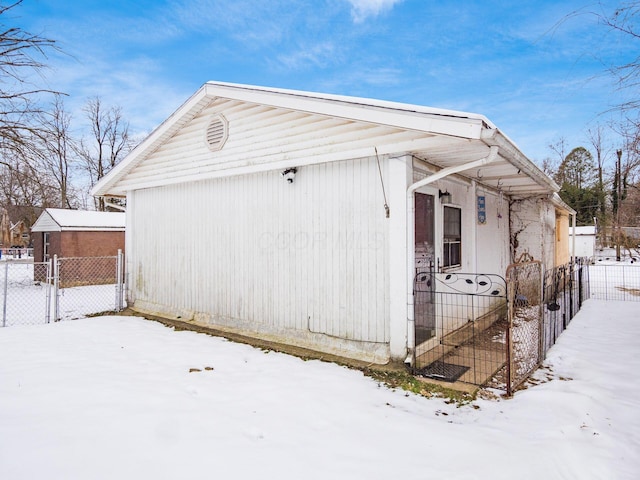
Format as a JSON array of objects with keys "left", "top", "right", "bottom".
[
  {"left": 91, "top": 86, "right": 212, "bottom": 197},
  {"left": 550, "top": 192, "right": 576, "bottom": 215},
  {"left": 483, "top": 129, "right": 559, "bottom": 193}
]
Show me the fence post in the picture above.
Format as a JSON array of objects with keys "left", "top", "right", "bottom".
[
  {"left": 2, "top": 261, "right": 8, "bottom": 327},
  {"left": 53, "top": 254, "right": 60, "bottom": 322},
  {"left": 585, "top": 261, "right": 590, "bottom": 301},
  {"left": 578, "top": 261, "right": 583, "bottom": 309},
  {"left": 45, "top": 259, "right": 52, "bottom": 324},
  {"left": 568, "top": 263, "right": 574, "bottom": 321},
  {"left": 116, "top": 249, "right": 124, "bottom": 312},
  {"left": 505, "top": 274, "right": 514, "bottom": 397}
]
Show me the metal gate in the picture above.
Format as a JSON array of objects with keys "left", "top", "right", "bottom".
[
  {"left": 412, "top": 257, "right": 590, "bottom": 395},
  {"left": 413, "top": 270, "right": 508, "bottom": 387},
  {"left": 1, "top": 251, "right": 125, "bottom": 327}
]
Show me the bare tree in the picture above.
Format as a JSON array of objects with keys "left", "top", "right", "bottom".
[
  {"left": 612, "top": 120, "right": 640, "bottom": 194},
  {"left": 0, "top": 152, "right": 59, "bottom": 228},
  {"left": 0, "top": 1, "right": 62, "bottom": 155},
  {"left": 76, "top": 97, "right": 132, "bottom": 211},
  {"left": 0, "top": 0, "right": 64, "bottom": 237},
  {"left": 541, "top": 137, "right": 568, "bottom": 178},
  {"left": 31, "top": 96, "right": 79, "bottom": 208},
  {"left": 596, "top": 3, "right": 640, "bottom": 113},
  {"left": 586, "top": 125, "right": 610, "bottom": 220}
]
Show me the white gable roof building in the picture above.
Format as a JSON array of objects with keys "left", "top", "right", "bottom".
[{"left": 92, "top": 82, "right": 574, "bottom": 367}]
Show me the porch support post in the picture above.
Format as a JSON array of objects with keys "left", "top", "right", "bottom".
[{"left": 388, "top": 154, "right": 412, "bottom": 361}]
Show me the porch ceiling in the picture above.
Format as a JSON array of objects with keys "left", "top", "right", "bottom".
[{"left": 408, "top": 133, "right": 558, "bottom": 198}]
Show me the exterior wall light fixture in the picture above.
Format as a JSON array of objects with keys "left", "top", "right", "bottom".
[
  {"left": 281, "top": 167, "right": 297, "bottom": 183},
  {"left": 439, "top": 189, "right": 452, "bottom": 204}
]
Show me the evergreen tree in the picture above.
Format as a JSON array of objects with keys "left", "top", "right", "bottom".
[{"left": 555, "top": 147, "right": 600, "bottom": 224}]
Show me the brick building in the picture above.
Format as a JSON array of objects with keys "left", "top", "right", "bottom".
[{"left": 31, "top": 209, "right": 125, "bottom": 286}]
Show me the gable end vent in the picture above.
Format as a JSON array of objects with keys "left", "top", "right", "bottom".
[{"left": 205, "top": 114, "right": 228, "bottom": 151}]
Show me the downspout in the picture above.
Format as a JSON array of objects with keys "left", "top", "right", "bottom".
[{"left": 405, "top": 146, "right": 499, "bottom": 365}]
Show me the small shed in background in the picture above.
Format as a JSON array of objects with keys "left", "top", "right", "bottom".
[
  {"left": 31, "top": 209, "right": 125, "bottom": 286},
  {"left": 31, "top": 208, "right": 125, "bottom": 262},
  {"left": 569, "top": 225, "right": 596, "bottom": 260}
]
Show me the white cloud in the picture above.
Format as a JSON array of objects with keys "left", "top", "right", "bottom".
[
  {"left": 346, "top": 0, "right": 403, "bottom": 23},
  {"left": 169, "top": 0, "right": 292, "bottom": 47},
  {"left": 276, "top": 42, "right": 341, "bottom": 71}
]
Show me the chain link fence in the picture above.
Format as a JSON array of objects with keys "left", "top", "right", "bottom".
[
  {"left": 56, "top": 256, "right": 125, "bottom": 321},
  {"left": 1, "top": 252, "right": 124, "bottom": 327},
  {"left": 1, "top": 260, "right": 52, "bottom": 327}
]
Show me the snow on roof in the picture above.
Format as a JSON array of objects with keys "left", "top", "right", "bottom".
[
  {"left": 205, "top": 81, "right": 496, "bottom": 126},
  {"left": 31, "top": 209, "right": 125, "bottom": 232}
]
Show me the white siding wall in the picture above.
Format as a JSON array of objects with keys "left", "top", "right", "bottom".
[
  {"left": 30, "top": 212, "right": 60, "bottom": 232},
  {"left": 128, "top": 157, "right": 390, "bottom": 362}
]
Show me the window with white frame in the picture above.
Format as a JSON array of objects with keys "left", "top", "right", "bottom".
[{"left": 443, "top": 206, "right": 461, "bottom": 268}]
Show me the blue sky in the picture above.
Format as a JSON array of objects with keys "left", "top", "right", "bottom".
[{"left": 15, "top": 0, "right": 635, "bottom": 165}]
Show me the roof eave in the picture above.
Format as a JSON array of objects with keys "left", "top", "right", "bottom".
[
  {"left": 92, "top": 84, "right": 212, "bottom": 197},
  {"left": 482, "top": 129, "right": 560, "bottom": 194},
  {"left": 92, "top": 82, "right": 496, "bottom": 197},
  {"left": 550, "top": 193, "right": 576, "bottom": 215}
]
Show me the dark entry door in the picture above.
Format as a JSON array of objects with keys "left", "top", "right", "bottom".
[{"left": 414, "top": 193, "right": 436, "bottom": 344}]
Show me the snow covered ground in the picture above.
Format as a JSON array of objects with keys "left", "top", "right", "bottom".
[{"left": 0, "top": 299, "right": 638, "bottom": 479}]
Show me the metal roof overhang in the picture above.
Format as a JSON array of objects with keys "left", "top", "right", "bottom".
[{"left": 405, "top": 129, "right": 559, "bottom": 199}]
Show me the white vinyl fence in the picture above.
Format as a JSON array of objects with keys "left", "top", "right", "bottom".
[{"left": 1, "top": 251, "right": 125, "bottom": 327}]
